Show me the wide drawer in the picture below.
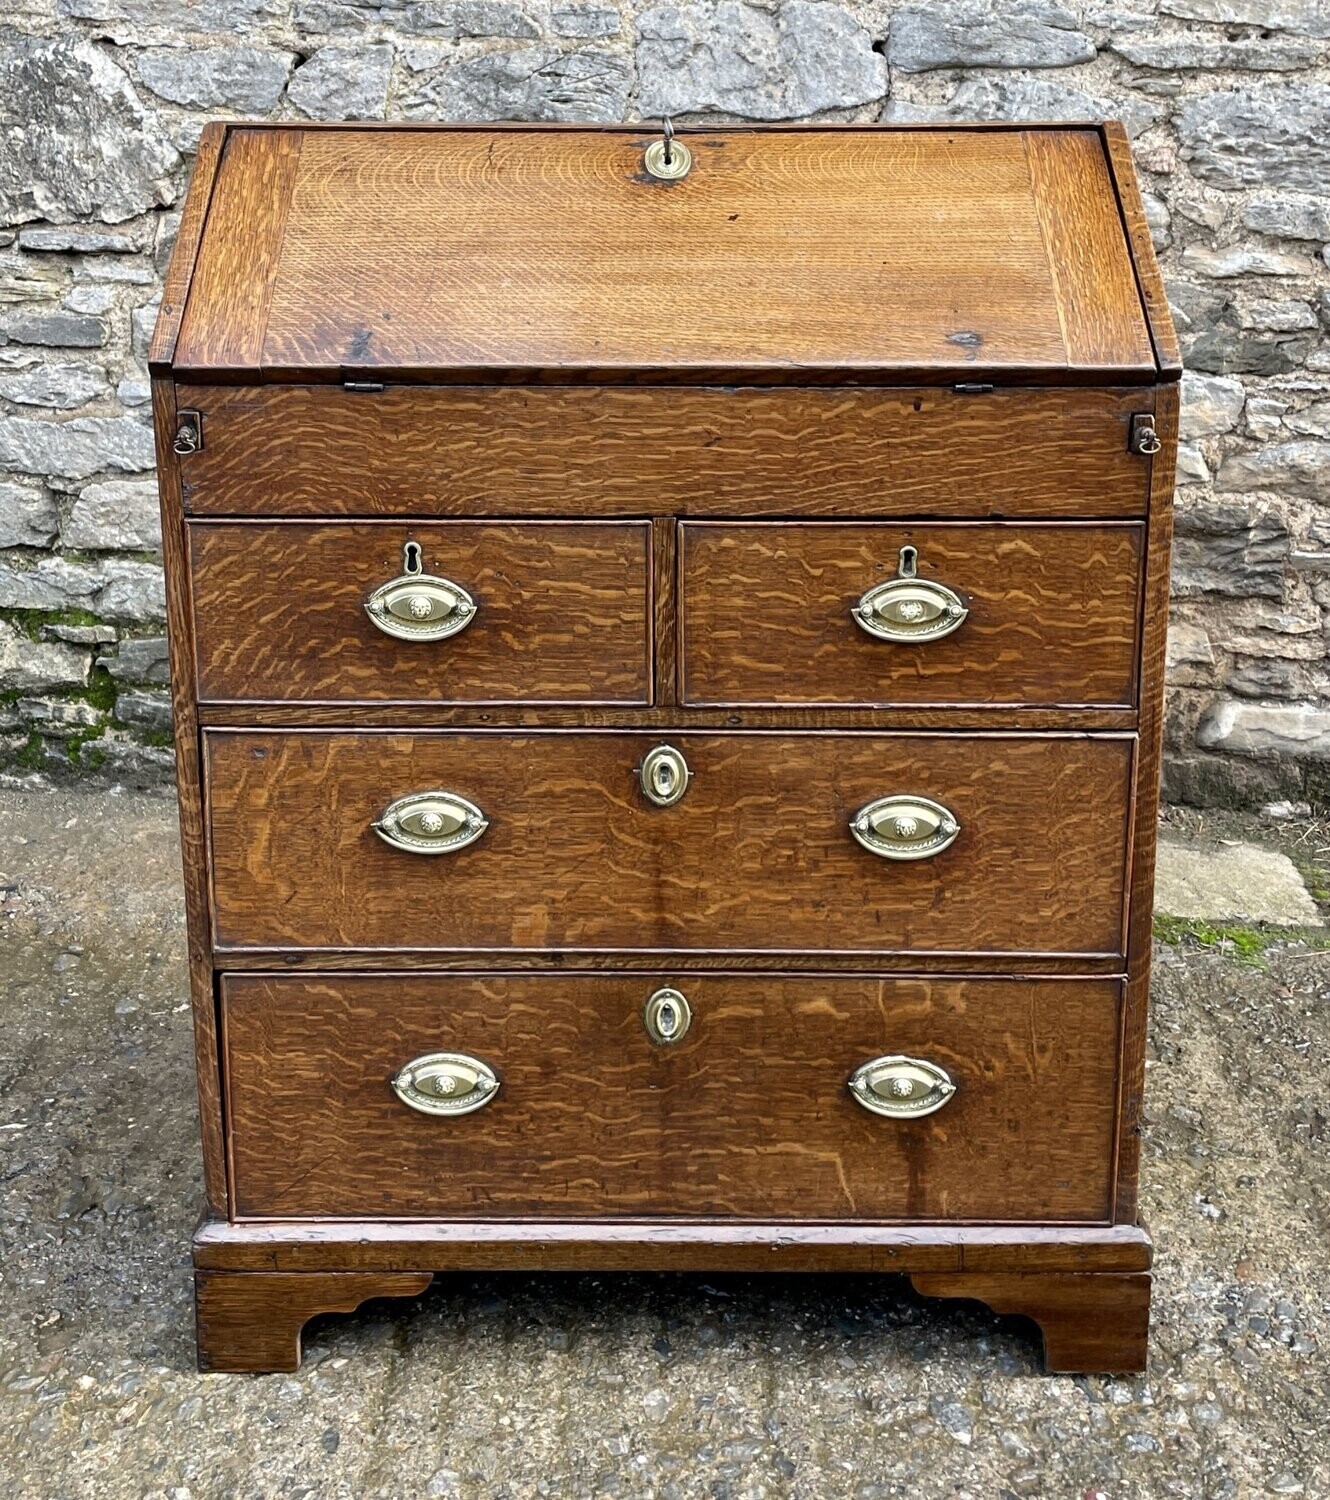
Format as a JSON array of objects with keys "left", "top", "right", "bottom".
[
  {"left": 679, "top": 522, "right": 1143, "bottom": 708},
  {"left": 175, "top": 384, "right": 1152, "bottom": 518},
  {"left": 189, "top": 520, "right": 652, "bottom": 705},
  {"left": 205, "top": 731, "right": 1132, "bottom": 957},
  {"left": 222, "top": 972, "right": 1122, "bottom": 1221}
]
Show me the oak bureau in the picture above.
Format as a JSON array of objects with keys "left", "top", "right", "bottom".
[{"left": 150, "top": 121, "right": 1179, "bottom": 1374}]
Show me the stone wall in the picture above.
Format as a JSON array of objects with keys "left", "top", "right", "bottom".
[{"left": 1, "top": 2, "right": 1328, "bottom": 801}]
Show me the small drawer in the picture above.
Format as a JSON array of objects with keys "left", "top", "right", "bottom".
[
  {"left": 679, "top": 522, "right": 1143, "bottom": 708},
  {"left": 205, "top": 730, "right": 1133, "bottom": 958},
  {"left": 188, "top": 520, "right": 652, "bottom": 705},
  {"left": 222, "top": 972, "right": 1122, "bottom": 1221}
]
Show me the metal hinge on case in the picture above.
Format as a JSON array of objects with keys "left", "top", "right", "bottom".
[
  {"left": 952, "top": 382, "right": 995, "bottom": 395},
  {"left": 1128, "top": 413, "right": 1162, "bottom": 455},
  {"left": 172, "top": 409, "right": 202, "bottom": 455},
  {"left": 343, "top": 379, "right": 385, "bottom": 393}
]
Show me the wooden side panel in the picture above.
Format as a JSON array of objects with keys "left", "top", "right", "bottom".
[
  {"left": 189, "top": 521, "right": 652, "bottom": 705},
  {"left": 1024, "top": 131, "right": 1155, "bottom": 374},
  {"left": 204, "top": 730, "right": 1134, "bottom": 957},
  {"left": 175, "top": 384, "right": 1153, "bottom": 519},
  {"left": 222, "top": 973, "right": 1122, "bottom": 1222},
  {"left": 175, "top": 129, "right": 303, "bottom": 375},
  {"left": 1115, "top": 381, "right": 1178, "bottom": 1222},
  {"left": 151, "top": 377, "right": 227, "bottom": 1213},
  {"left": 679, "top": 521, "right": 1143, "bottom": 708},
  {"left": 1100, "top": 123, "right": 1183, "bottom": 379},
  {"left": 149, "top": 122, "right": 228, "bottom": 371}
]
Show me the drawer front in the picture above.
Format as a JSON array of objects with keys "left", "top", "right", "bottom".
[
  {"left": 680, "top": 522, "right": 1143, "bottom": 708},
  {"left": 176, "top": 383, "right": 1152, "bottom": 518},
  {"left": 206, "top": 731, "right": 1132, "bottom": 957},
  {"left": 189, "top": 521, "right": 652, "bottom": 705},
  {"left": 222, "top": 972, "right": 1122, "bottom": 1221}
]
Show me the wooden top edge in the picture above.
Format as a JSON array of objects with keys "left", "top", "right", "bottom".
[
  {"left": 194, "top": 118, "right": 1127, "bottom": 136},
  {"left": 167, "top": 363, "right": 1168, "bottom": 388}
]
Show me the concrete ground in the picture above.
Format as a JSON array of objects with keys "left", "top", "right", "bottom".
[{"left": 0, "top": 783, "right": 1326, "bottom": 1500}]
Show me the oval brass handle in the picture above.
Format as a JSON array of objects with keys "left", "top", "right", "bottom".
[
  {"left": 365, "top": 541, "right": 476, "bottom": 642},
  {"left": 849, "top": 1055, "right": 956, "bottom": 1118},
  {"left": 850, "top": 794, "right": 959, "bottom": 861},
  {"left": 392, "top": 1052, "right": 499, "bottom": 1116},
  {"left": 372, "top": 790, "right": 488, "bottom": 855},
  {"left": 639, "top": 744, "right": 690, "bottom": 807},
  {"left": 852, "top": 545, "right": 967, "bottom": 644}
]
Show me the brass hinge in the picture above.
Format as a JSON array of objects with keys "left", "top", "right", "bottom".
[
  {"left": 172, "top": 409, "right": 202, "bottom": 455},
  {"left": 1128, "top": 413, "right": 1162, "bottom": 456}
]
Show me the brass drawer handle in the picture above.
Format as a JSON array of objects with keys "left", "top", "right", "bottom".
[
  {"left": 372, "top": 790, "right": 488, "bottom": 855},
  {"left": 852, "top": 545, "right": 968, "bottom": 644},
  {"left": 849, "top": 1055, "right": 956, "bottom": 1118},
  {"left": 365, "top": 541, "right": 476, "bottom": 642},
  {"left": 850, "top": 794, "right": 959, "bottom": 861},
  {"left": 639, "top": 744, "right": 690, "bottom": 807},
  {"left": 392, "top": 1052, "right": 499, "bottom": 1116}
]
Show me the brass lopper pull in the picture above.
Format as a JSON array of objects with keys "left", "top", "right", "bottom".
[
  {"left": 365, "top": 541, "right": 476, "bottom": 643},
  {"left": 372, "top": 790, "right": 488, "bottom": 855},
  {"left": 391, "top": 1052, "right": 499, "bottom": 1116},
  {"left": 852, "top": 546, "right": 968, "bottom": 644},
  {"left": 849, "top": 1055, "right": 956, "bottom": 1118},
  {"left": 850, "top": 794, "right": 959, "bottom": 861}
]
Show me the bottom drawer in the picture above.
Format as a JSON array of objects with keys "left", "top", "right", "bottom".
[{"left": 223, "top": 973, "right": 1122, "bottom": 1223}]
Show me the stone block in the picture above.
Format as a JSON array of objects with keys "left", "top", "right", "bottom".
[
  {"left": 113, "top": 688, "right": 171, "bottom": 731},
  {"left": 0, "top": 619, "right": 90, "bottom": 693},
  {"left": 99, "top": 636, "right": 169, "bottom": 684},
  {"left": 137, "top": 46, "right": 295, "bottom": 112},
  {"left": 0, "top": 312, "right": 107, "bottom": 348},
  {"left": 0, "top": 557, "right": 165, "bottom": 622},
  {"left": 1215, "top": 441, "right": 1330, "bottom": 500},
  {"left": 1172, "top": 499, "right": 1290, "bottom": 599},
  {"left": 413, "top": 44, "right": 632, "bottom": 121},
  {"left": 0, "top": 35, "right": 179, "bottom": 225},
  {"left": 401, "top": 1, "right": 540, "bottom": 36},
  {"left": 63, "top": 480, "right": 162, "bottom": 551},
  {"left": 287, "top": 45, "right": 394, "bottom": 120},
  {"left": 1180, "top": 371, "right": 1245, "bottom": 438},
  {"left": 0, "top": 481, "right": 59, "bottom": 547},
  {"left": 637, "top": 3, "right": 885, "bottom": 120},
  {"left": 0, "top": 416, "right": 155, "bottom": 480},
  {"left": 1197, "top": 698, "right": 1330, "bottom": 759},
  {"left": 888, "top": 1, "right": 1094, "bottom": 71},
  {"left": 1178, "top": 85, "right": 1330, "bottom": 192},
  {"left": 0, "top": 361, "right": 110, "bottom": 409}
]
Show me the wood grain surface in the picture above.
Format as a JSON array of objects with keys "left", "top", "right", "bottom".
[
  {"left": 194, "top": 1269, "right": 431, "bottom": 1372},
  {"left": 221, "top": 973, "right": 1122, "bottom": 1222},
  {"left": 174, "top": 383, "right": 1153, "bottom": 519},
  {"left": 148, "top": 122, "right": 227, "bottom": 371},
  {"left": 175, "top": 129, "right": 303, "bottom": 377},
  {"left": 204, "top": 730, "right": 1133, "bottom": 957},
  {"left": 1115, "top": 380, "right": 1180, "bottom": 1223},
  {"left": 189, "top": 520, "right": 651, "bottom": 705},
  {"left": 172, "top": 127, "right": 1155, "bottom": 382},
  {"left": 679, "top": 521, "right": 1143, "bottom": 708},
  {"left": 910, "top": 1270, "right": 1151, "bottom": 1373},
  {"left": 194, "top": 1218, "right": 1154, "bottom": 1274},
  {"left": 152, "top": 377, "right": 227, "bottom": 1213}
]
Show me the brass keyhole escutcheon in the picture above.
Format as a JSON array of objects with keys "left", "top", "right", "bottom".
[
  {"left": 643, "top": 987, "right": 692, "bottom": 1045},
  {"left": 639, "top": 744, "right": 690, "bottom": 807}
]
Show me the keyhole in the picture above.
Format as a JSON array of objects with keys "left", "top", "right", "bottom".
[
  {"left": 898, "top": 545, "right": 918, "bottom": 580},
  {"left": 403, "top": 541, "right": 423, "bottom": 575},
  {"left": 654, "top": 762, "right": 675, "bottom": 796}
]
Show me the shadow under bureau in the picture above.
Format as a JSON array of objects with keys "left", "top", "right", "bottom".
[{"left": 150, "top": 120, "right": 1179, "bottom": 1374}]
